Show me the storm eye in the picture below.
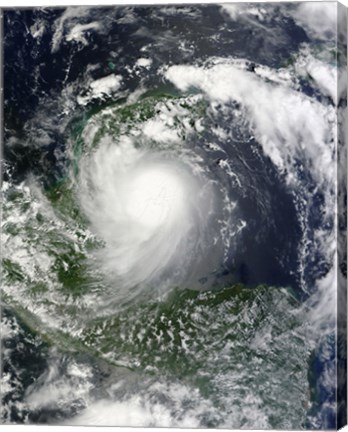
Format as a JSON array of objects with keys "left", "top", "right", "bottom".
[{"left": 125, "top": 168, "right": 184, "bottom": 228}]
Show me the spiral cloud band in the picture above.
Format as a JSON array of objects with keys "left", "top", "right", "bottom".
[{"left": 77, "top": 133, "right": 227, "bottom": 305}]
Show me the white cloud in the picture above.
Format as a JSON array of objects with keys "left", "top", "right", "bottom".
[
  {"left": 89, "top": 74, "right": 122, "bottom": 97},
  {"left": 291, "top": 2, "right": 337, "bottom": 40},
  {"left": 77, "top": 74, "right": 123, "bottom": 105},
  {"left": 51, "top": 6, "right": 93, "bottom": 52},
  {"left": 66, "top": 22, "right": 101, "bottom": 45},
  {"left": 164, "top": 61, "right": 336, "bottom": 187},
  {"left": 135, "top": 58, "right": 153, "bottom": 68},
  {"left": 221, "top": 3, "right": 267, "bottom": 22}
]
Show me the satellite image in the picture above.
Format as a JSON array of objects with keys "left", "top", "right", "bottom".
[{"left": 1, "top": 2, "right": 347, "bottom": 429}]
